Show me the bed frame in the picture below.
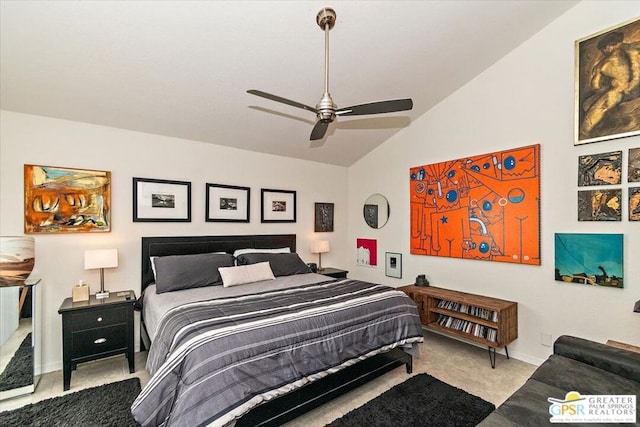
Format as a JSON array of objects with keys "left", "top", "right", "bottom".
[{"left": 140, "top": 234, "right": 413, "bottom": 427}]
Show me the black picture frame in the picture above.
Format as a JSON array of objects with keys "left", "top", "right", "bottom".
[
  {"left": 314, "top": 202, "right": 334, "bottom": 232},
  {"left": 206, "top": 183, "right": 250, "bottom": 222},
  {"left": 385, "top": 252, "right": 402, "bottom": 279},
  {"left": 261, "top": 188, "right": 296, "bottom": 223},
  {"left": 133, "top": 177, "right": 191, "bottom": 222}
]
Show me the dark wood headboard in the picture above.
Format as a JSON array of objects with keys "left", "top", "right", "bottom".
[{"left": 141, "top": 234, "right": 297, "bottom": 290}]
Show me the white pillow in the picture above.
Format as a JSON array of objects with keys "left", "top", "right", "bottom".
[
  {"left": 232, "top": 247, "right": 290, "bottom": 257},
  {"left": 219, "top": 262, "right": 276, "bottom": 287},
  {"left": 150, "top": 256, "right": 158, "bottom": 279}
]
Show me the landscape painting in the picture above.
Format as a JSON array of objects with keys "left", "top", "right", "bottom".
[
  {"left": 554, "top": 233, "right": 623, "bottom": 288},
  {"left": 409, "top": 144, "right": 540, "bottom": 265}
]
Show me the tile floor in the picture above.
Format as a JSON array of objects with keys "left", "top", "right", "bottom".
[{"left": 0, "top": 331, "right": 537, "bottom": 425}]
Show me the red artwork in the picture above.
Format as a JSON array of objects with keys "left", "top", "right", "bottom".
[
  {"left": 410, "top": 144, "right": 540, "bottom": 265},
  {"left": 356, "top": 238, "right": 377, "bottom": 266}
]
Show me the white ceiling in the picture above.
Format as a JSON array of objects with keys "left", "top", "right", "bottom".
[{"left": 1, "top": 1, "right": 578, "bottom": 167}]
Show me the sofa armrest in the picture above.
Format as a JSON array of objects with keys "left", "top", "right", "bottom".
[{"left": 554, "top": 335, "right": 640, "bottom": 383}]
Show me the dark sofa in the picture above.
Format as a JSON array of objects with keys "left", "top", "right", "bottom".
[{"left": 479, "top": 335, "right": 640, "bottom": 426}]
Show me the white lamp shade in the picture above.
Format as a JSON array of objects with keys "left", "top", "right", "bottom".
[
  {"left": 310, "top": 240, "right": 330, "bottom": 254},
  {"left": 84, "top": 249, "right": 118, "bottom": 270}
]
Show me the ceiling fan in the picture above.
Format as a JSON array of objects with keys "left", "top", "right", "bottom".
[{"left": 247, "top": 7, "right": 413, "bottom": 141}]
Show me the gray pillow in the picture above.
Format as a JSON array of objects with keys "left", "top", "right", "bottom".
[
  {"left": 236, "top": 252, "right": 312, "bottom": 277},
  {"left": 154, "top": 252, "right": 234, "bottom": 293}
]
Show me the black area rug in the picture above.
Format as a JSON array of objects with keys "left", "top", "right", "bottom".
[
  {"left": 0, "top": 333, "right": 33, "bottom": 391},
  {"left": 0, "top": 377, "right": 141, "bottom": 427},
  {"left": 326, "top": 373, "right": 495, "bottom": 427}
]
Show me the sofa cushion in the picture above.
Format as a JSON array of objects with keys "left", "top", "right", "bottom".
[
  {"left": 554, "top": 335, "right": 640, "bottom": 383},
  {"left": 531, "top": 354, "right": 640, "bottom": 396},
  {"left": 477, "top": 411, "right": 521, "bottom": 426},
  {"left": 479, "top": 378, "right": 565, "bottom": 426}
]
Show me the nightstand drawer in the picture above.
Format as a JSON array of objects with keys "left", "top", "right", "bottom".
[
  {"left": 71, "top": 325, "right": 127, "bottom": 359},
  {"left": 70, "top": 306, "right": 127, "bottom": 330},
  {"left": 59, "top": 291, "right": 136, "bottom": 391}
]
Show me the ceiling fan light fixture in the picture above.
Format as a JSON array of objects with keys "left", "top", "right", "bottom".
[{"left": 247, "top": 7, "right": 413, "bottom": 142}]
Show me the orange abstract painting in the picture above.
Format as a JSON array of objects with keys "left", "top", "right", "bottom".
[
  {"left": 410, "top": 144, "right": 540, "bottom": 265},
  {"left": 24, "top": 164, "right": 111, "bottom": 233}
]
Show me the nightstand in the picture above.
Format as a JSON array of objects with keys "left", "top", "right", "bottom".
[
  {"left": 58, "top": 290, "right": 135, "bottom": 391},
  {"left": 319, "top": 267, "right": 348, "bottom": 279}
]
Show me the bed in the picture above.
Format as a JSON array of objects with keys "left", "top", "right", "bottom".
[{"left": 132, "top": 234, "right": 423, "bottom": 427}]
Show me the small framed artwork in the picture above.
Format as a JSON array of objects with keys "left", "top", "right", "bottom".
[
  {"left": 133, "top": 177, "right": 191, "bottom": 222},
  {"left": 206, "top": 183, "right": 250, "bottom": 222},
  {"left": 629, "top": 187, "right": 640, "bottom": 221},
  {"left": 577, "top": 151, "right": 622, "bottom": 186},
  {"left": 577, "top": 189, "right": 621, "bottom": 221},
  {"left": 356, "top": 238, "right": 377, "bottom": 267},
  {"left": 575, "top": 17, "right": 640, "bottom": 145},
  {"left": 24, "top": 164, "right": 111, "bottom": 233},
  {"left": 554, "top": 233, "right": 623, "bottom": 288},
  {"left": 314, "top": 202, "right": 334, "bottom": 232},
  {"left": 629, "top": 148, "right": 640, "bottom": 183},
  {"left": 385, "top": 252, "right": 402, "bottom": 279},
  {"left": 261, "top": 188, "right": 296, "bottom": 223}
]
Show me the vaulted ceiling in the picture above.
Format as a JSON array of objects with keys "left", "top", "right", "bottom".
[{"left": 1, "top": 1, "right": 578, "bottom": 166}]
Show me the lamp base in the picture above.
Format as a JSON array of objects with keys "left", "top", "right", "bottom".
[{"left": 95, "top": 290, "right": 110, "bottom": 299}]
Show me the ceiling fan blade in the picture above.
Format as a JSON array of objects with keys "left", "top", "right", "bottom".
[
  {"left": 336, "top": 99, "right": 413, "bottom": 116},
  {"left": 310, "top": 120, "right": 330, "bottom": 140},
  {"left": 247, "top": 90, "right": 317, "bottom": 114}
]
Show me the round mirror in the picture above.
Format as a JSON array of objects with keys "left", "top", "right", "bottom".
[{"left": 363, "top": 194, "right": 390, "bottom": 229}]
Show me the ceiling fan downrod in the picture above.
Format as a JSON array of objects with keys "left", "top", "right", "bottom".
[
  {"left": 315, "top": 7, "right": 337, "bottom": 124},
  {"left": 246, "top": 6, "right": 413, "bottom": 141}
]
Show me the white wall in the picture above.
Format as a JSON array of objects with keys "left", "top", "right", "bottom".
[
  {"left": 348, "top": 1, "right": 640, "bottom": 365},
  {"left": 0, "top": 110, "right": 349, "bottom": 373}
]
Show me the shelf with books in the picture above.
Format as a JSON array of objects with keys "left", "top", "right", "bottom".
[{"left": 399, "top": 285, "right": 518, "bottom": 368}]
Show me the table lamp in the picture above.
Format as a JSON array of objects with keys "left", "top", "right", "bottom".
[
  {"left": 310, "top": 240, "right": 329, "bottom": 272},
  {"left": 84, "top": 249, "right": 118, "bottom": 299}
]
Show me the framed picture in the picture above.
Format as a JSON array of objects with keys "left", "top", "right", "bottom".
[
  {"left": 385, "top": 252, "right": 402, "bottom": 279},
  {"left": 261, "top": 188, "right": 296, "bottom": 223},
  {"left": 133, "top": 177, "right": 191, "bottom": 222},
  {"left": 577, "top": 189, "right": 622, "bottom": 221},
  {"left": 629, "top": 147, "right": 640, "bottom": 182},
  {"left": 577, "top": 151, "right": 622, "bottom": 186},
  {"left": 575, "top": 17, "right": 640, "bottom": 145},
  {"left": 356, "top": 238, "right": 377, "bottom": 267},
  {"left": 314, "top": 202, "right": 334, "bottom": 232},
  {"left": 24, "top": 164, "right": 111, "bottom": 233},
  {"left": 629, "top": 187, "right": 640, "bottom": 221},
  {"left": 206, "top": 183, "right": 250, "bottom": 222},
  {"left": 410, "top": 144, "right": 541, "bottom": 265},
  {"left": 554, "top": 233, "right": 623, "bottom": 288}
]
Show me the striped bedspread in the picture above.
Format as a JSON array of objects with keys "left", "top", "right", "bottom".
[{"left": 131, "top": 279, "right": 424, "bottom": 427}]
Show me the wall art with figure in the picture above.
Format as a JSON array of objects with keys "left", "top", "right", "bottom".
[
  {"left": 575, "top": 17, "right": 640, "bottom": 145},
  {"left": 410, "top": 144, "right": 540, "bottom": 265}
]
